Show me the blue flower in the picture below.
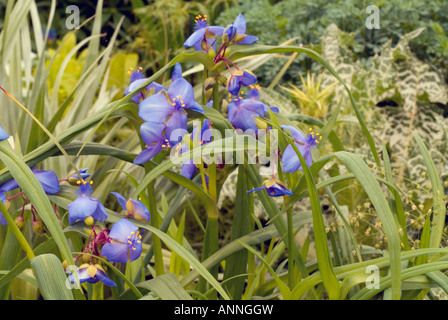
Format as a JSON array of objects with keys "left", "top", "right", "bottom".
[
  {"left": 138, "top": 64, "right": 203, "bottom": 145},
  {"left": 0, "top": 192, "right": 7, "bottom": 225},
  {"left": 134, "top": 122, "right": 174, "bottom": 165},
  {"left": 101, "top": 219, "right": 143, "bottom": 263},
  {"left": 68, "top": 180, "right": 108, "bottom": 225},
  {"left": 223, "top": 13, "right": 258, "bottom": 45},
  {"left": 124, "top": 67, "right": 166, "bottom": 103},
  {"left": 226, "top": 69, "right": 257, "bottom": 96},
  {"left": 281, "top": 125, "right": 321, "bottom": 173},
  {"left": 111, "top": 192, "right": 150, "bottom": 222},
  {"left": 0, "top": 167, "right": 60, "bottom": 195},
  {"left": 69, "top": 263, "right": 116, "bottom": 287},
  {"left": 247, "top": 179, "right": 293, "bottom": 197},
  {"left": 227, "top": 95, "right": 266, "bottom": 131},
  {"left": 184, "top": 15, "right": 224, "bottom": 51},
  {"left": 0, "top": 125, "right": 8, "bottom": 141},
  {"left": 178, "top": 119, "right": 213, "bottom": 179}
]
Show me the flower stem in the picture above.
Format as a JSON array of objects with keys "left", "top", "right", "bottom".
[{"left": 6, "top": 191, "right": 25, "bottom": 202}]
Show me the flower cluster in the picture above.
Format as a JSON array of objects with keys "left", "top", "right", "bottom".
[
  {"left": 68, "top": 218, "right": 144, "bottom": 287},
  {"left": 0, "top": 163, "right": 149, "bottom": 288},
  {"left": 119, "top": 13, "right": 320, "bottom": 196}
]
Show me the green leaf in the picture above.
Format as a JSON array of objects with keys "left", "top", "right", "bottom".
[
  {"left": 0, "top": 141, "right": 73, "bottom": 265},
  {"left": 334, "top": 151, "right": 402, "bottom": 299},
  {"left": 137, "top": 273, "right": 193, "bottom": 300},
  {"left": 30, "top": 254, "right": 74, "bottom": 300},
  {"left": 413, "top": 131, "right": 446, "bottom": 248}
]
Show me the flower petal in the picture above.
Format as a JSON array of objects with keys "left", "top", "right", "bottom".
[
  {"left": 187, "top": 101, "right": 204, "bottom": 114},
  {"left": 129, "top": 242, "right": 143, "bottom": 262},
  {"left": 0, "top": 125, "right": 8, "bottom": 141},
  {"left": 0, "top": 192, "right": 6, "bottom": 225},
  {"left": 95, "top": 267, "right": 117, "bottom": 287},
  {"left": 227, "top": 100, "right": 266, "bottom": 131},
  {"left": 111, "top": 192, "right": 128, "bottom": 211},
  {"left": 138, "top": 93, "right": 174, "bottom": 123},
  {"left": 168, "top": 78, "right": 196, "bottom": 108},
  {"left": 68, "top": 196, "right": 98, "bottom": 225},
  {"left": 133, "top": 201, "right": 150, "bottom": 222},
  {"left": 247, "top": 185, "right": 267, "bottom": 194},
  {"left": 165, "top": 110, "right": 188, "bottom": 145},
  {"left": 109, "top": 219, "right": 138, "bottom": 243},
  {"left": 171, "top": 63, "right": 183, "bottom": 82},
  {"left": 147, "top": 82, "right": 167, "bottom": 94},
  {"left": 181, "top": 160, "right": 197, "bottom": 179},
  {"left": 267, "top": 182, "right": 293, "bottom": 197},
  {"left": 184, "top": 28, "right": 206, "bottom": 48},
  {"left": 33, "top": 169, "right": 60, "bottom": 194},
  {"left": 233, "top": 13, "right": 246, "bottom": 34},
  {"left": 282, "top": 144, "right": 302, "bottom": 173},
  {"left": 134, "top": 144, "right": 163, "bottom": 165},
  {"left": 101, "top": 242, "right": 130, "bottom": 264},
  {"left": 207, "top": 26, "right": 224, "bottom": 36},
  {"left": 0, "top": 178, "right": 19, "bottom": 193},
  {"left": 281, "top": 125, "right": 307, "bottom": 145},
  {"left": 240, "top": 70, "right": 257, "bottom": 86},
  {"left": 140, "top": 122, "right": 165, "bottom": 145},
  {"left": 238, "top": 35, "right": 258, "bottom": 45},
  {"left": 91, "top": 199, "right": 108, "bottom": 222}
]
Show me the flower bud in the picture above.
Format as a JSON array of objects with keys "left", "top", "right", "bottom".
[
  {"left": 126, "top": 199, "right": 135, "bottom": 214},
  {"left": 32, "top": 219, "right": 45, "bottom": 235},
  {"left": 82, "top": 254, "right": 91, "bottom": 264},
  {"left": 255, "top": 117, "right": 268, "bottom": 130},
  {"left": 223, "top": 25, "right": 238, "bottom": 42},
  {"left": 201, "top": 39, "right": 208, "bottom": 51},
  {"left": 222, "top": 99, "right": 228, "bottom": 114},
  {"left": 15, "top": 215, "right": 26, "bottom": 230},
  {"left": 4, "top": 200, "right": 10, "bottom": 211},
  {"left": 208, "top": 46, "right": 216, "bottom": 59}
]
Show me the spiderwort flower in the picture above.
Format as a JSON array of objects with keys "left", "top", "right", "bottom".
[
  {"left": 111, "top": 192, "right": 150, "bottom": 222},
  {"left": 69, "top": 263, "right": 116, "bottom": 287},
  {"left": 226, "top": 69, "right": 257, "bottom": 96},
  {"left": 134, "top": 122, "right": 174, "bottom": 165},
  {"left": 0, "top": 167, "right": 60, "bottom": 195},
  {"left": 281, "top": 125, "right": 321, "bottom": 173},
  {"left": 247, "top": 179, "right": 293, "bottom": 197},
  {"left": 138, "top": 64, "right": 203, "bottom": 145},
  {"left": 0, "top": 125, "right": 8, "bottom": 141},
  {"left": 101, "top": 219, "right": 143, "bottom": 263},
  {"left": 68, "top": 180, "right": 107, "bottom": 225},
  {"left": 223, "top": 13, "right": 258, "bottom": 45},
  {"left": 124, "top": 67, "right": 166, "bottom": 103},
  {"left": 184, "top": 14, "right": 224, "bottom": 51},
  {"left": 227, "top": 94, "right": 267, "bottom": 131}
]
